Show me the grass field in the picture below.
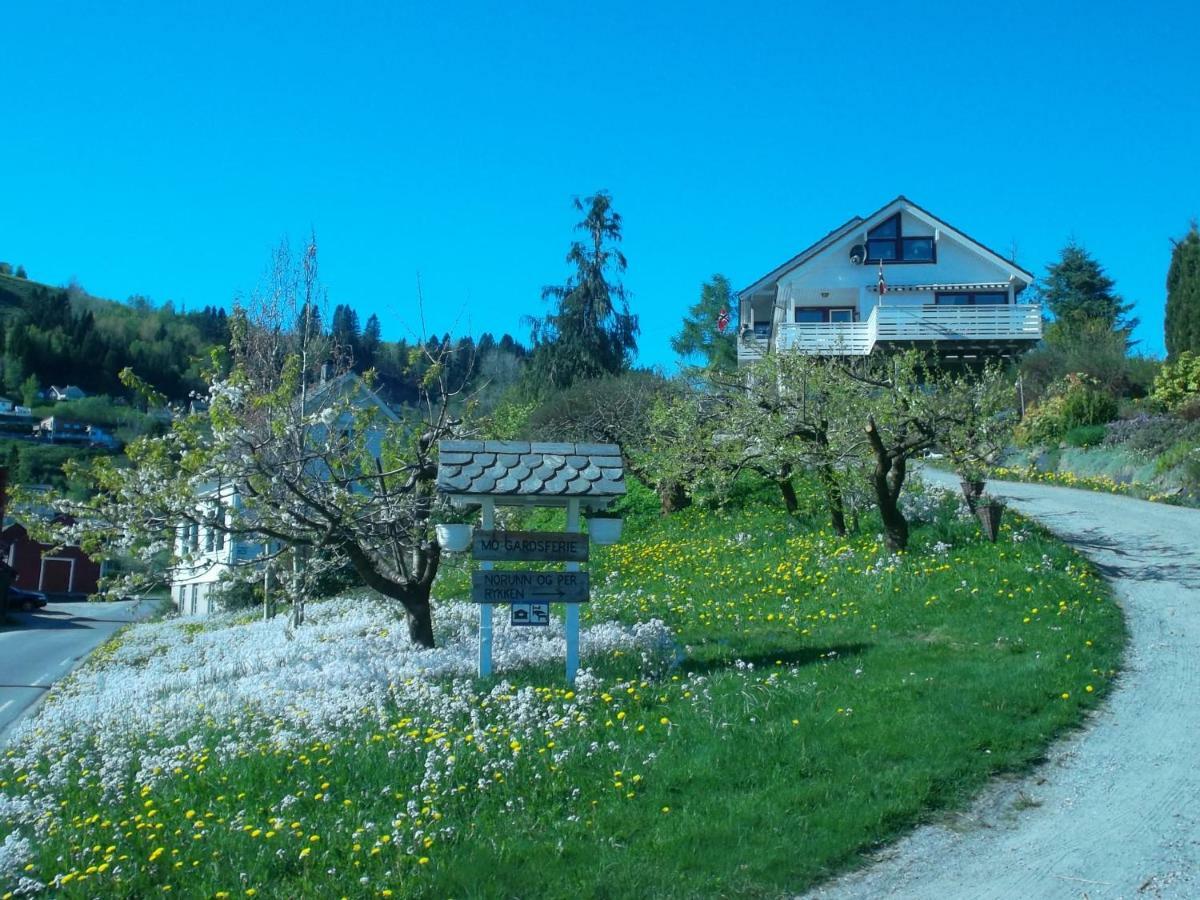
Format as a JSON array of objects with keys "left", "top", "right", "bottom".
[{"left": 0, "top": 478, "right": 1124, "bottom": 898}]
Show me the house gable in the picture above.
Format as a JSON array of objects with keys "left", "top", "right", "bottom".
[{"left": 741, "top": 197, "right": 1034, "bottom": 302}]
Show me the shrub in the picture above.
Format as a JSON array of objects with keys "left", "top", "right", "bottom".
[
  {"left": 1178, "top": 397, "right": 1200, "bottom": 422},
  {"left": 1015, "top": 374, "right": 1117, "bottom": 445},
  {"left": 1060, "top": 383, "right": 1118, "bottom": 429},
  {"left": 1066, "top": 425, "right": 1106, "bottom": 447},
  {"left": 1151, "top": 351, "right": 1200, "bottom": 411},
  {"left": 1155, "top": 439, "right": 1200, "bottom": 475}
]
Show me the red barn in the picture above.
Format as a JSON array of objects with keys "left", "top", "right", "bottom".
[{"left": 1, "top": 521, "right": 103, "bottom": 596}]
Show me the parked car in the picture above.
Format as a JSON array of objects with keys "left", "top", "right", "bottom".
[{"left": 8, "top": 587, "right": 48, "bottom": 611}]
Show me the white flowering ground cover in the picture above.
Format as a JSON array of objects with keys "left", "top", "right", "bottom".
[{"left": 0, "top": 483, "right": 1125, "bottom": 898}]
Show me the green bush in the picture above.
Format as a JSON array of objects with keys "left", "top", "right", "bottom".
[
  {"left": 1016, "top": 374, "right": 1117, "bottom": 445},
  {"left": 1155, "top": 439, "right": 1200, "bottom": 475},
  {"left": 1152, "top": 351, "right": 1200, "bottom": 411},
  {"left": 1066, "top": 425, "right": 1106, "bottom": 447},
  {"left": 1060, "top": 384, "right": 1118, "bottom": 429}
]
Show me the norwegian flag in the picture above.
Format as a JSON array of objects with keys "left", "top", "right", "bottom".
[
  {"left": 716, "top": 308, "right": 730, "bottom": 333},
  {"left": 877, "top": 260, "right": 887, "bottom": 301}
]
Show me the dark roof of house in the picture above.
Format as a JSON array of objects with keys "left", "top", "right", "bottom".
[{"left": 436, "top": 440, "right": 626, "bottom": 502}]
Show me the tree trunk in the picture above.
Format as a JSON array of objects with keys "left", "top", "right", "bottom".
[
  {"left": 865, "top": 416, "right": 910, "bottom": 552},
  {"left": 876, "top": 481, "right": 909, "bottom": 552},
  {"left": 817, "top": 464, "right": 847, "bottom": 536},
  {"left": 339, "top": 539, "right": 439, "bottom": 648},
  {"left": 658, "top": 480, "right": 691, "bottom": 515},
  {"left": 776, "top": 477, "right": 799, "bottom": 514},
  {"left": 405, "top": 590, "right": 435, "bottom": 647}
]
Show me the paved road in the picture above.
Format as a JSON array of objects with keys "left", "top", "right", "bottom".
[
  {"left": 0, "top": 598, "right": 152, "bottom": 744},
  {"left": 810, "top": 472, "right": 1200, "bottom": 900}
]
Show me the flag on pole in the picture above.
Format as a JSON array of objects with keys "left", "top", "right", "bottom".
[
  {"left": 716, "top": 308, "right": 730, "bottom": 333},
  {"left": 877, "top": 260, "right": 886, "bottom": 303}
]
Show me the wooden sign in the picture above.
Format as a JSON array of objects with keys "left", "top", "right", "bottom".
[
  {"left": 510, "top": 602, "right": 550, "bottom": 627},
  {"left": 472, "top": 530, "right": 588, "bottom": 563},
  {"left": 472, "top": 570, "right": 590, "bottom": 604}
]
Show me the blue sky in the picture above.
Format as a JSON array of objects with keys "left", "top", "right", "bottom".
[{"left": 3, "top": 0, "right": 1197, "bottom": 365}]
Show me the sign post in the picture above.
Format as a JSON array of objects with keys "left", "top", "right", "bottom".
[
  {"left": 478, "top": 498, "right": 495, "bottom": 677},
  {"left": 470, "top": 502, "right": 588, "bottom": 682},
  {"left": 436, "top": 439, "right": 625, "bottom": 685},
  {"left": 564, "top": 499, "right": 581, "bottom": 685}
]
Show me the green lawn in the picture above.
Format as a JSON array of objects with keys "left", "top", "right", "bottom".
[{"left": 0, "top": 479, "right": 1124, "bottom": 898}]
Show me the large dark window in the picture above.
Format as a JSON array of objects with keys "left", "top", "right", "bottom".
[
  {"left": 866, "top": 214, "right": 936, "bottom": 264},
  {"left": 934, "top": 291, "right": 1008, "bottom": 305},
  {"left": 794, "top": 307, "right": 857, "bottom": 323}
]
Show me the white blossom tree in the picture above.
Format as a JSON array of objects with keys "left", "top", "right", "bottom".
[{"left": 54, "top": 239, "right": 467, "bottom": 647}]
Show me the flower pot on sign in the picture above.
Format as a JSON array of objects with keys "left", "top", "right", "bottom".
[
  {"left": 960, "top": 479, "right": 987, "bottom": 513},
  {"left": 976, "top": 502, "right": 1005, "bottom": 543},
  {"left": 435, "top": 523, "right": 473, "bottom": 553},
  {"left": 587, "top": 515, "right": 623, "bottom": 546}
]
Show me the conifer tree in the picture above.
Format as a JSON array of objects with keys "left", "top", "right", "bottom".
[
  {"left": 528, "top": 192, "right": 638, "bottom": 391},
  {"left": 671, "top": 274, "right": 738, "bottom": 372},
  {"left": 1165, "top": 224, "right": 1200, "bottom": 359},
  {"left": 1043, "top": 242, "right": 1138, "bottom": 345}
]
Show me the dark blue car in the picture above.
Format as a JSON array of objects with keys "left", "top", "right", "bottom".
[{"left": 8, "top": 587, "right": 48, "bottom": 611}]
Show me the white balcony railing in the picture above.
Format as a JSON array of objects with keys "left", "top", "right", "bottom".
[
  {"left": 873, "top": 303, "right": 1043, "bottom": 343},
  {"left": 738, "top": 303, "right": 1042, "bottom": 361}
]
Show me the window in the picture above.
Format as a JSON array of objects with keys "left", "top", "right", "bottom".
[
  {"left": 794, "top": 307, "right": 857, "bottom": 324},
  {"left": 753, "top": 321, "right": 771, "bottom": 339},
  {"left": 934, "top": 291, "right": 1008, "bottom": 306},
  {"left": 866, "top": 214, "right": 936, "bottom": 264}
]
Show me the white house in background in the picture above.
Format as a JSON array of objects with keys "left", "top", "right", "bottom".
[
  {"left": 169, "top": 372, "right": 401, "bottom": 616},
  {"left": 49, "top": 385, "right": 87, "bottom": 401},
  {"left": 737, "top": 196, "right": 1040, "bottom": 364}
]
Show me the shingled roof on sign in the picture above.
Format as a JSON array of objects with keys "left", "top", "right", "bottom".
[{"left": 436, "top": 440, "right": 626, "bottom": 507}]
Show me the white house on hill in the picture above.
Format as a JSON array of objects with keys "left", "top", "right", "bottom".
[
  {"left": 170, "top": 372, "right": 400, "bottom": 616},
  {"left": 737, "top": 196, "right": 1040, "bottom": 363}
]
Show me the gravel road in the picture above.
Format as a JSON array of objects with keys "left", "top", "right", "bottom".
[{"left": 808, "top": 471, "right": 1200, "bottom": 900}]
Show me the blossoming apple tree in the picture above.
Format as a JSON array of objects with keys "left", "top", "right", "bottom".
[{"left": 57, "top": 240, "right": 465, "bottom": 647}]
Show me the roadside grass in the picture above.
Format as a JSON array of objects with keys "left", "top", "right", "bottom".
[{"left": 0, "top": 480, "right": 1124, "bottom": 898}]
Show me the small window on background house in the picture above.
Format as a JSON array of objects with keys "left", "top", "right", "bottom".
[
  {"left": 794, "top": 309, "right": 825, "bottom": 324},
  {"left": 204, "top": 528, "right": 214, "bottom": 553},
  {"left": 828, "top": 309, "right": 855, "bottom": 323},
  {"left": 753, "top": 321, "right": 771, "bottom": 338}
]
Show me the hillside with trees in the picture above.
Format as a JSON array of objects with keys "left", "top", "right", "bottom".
[{"left": 0, "top": 265, "right": 528, "bottom": 488}]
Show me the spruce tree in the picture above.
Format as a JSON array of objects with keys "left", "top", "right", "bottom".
[
  {"left": 360, "top": 314, "right": 382, "bottom": 370},
  {"left": 1165, "top": 225, "right": 1200, "bottom": 359},
  {"left": 528, "top": 191, "right": 639, "bottom": 391},
  {"left": 1043, "top": 242, "right": 1138, "bottom": 345},
  {"left": 671, "top": 274, "right": 738, "bottom": 372}
]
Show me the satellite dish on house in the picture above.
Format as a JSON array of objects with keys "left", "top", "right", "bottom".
[{"left": 848, "top": 244, "right": 868, "bottom": 265}]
